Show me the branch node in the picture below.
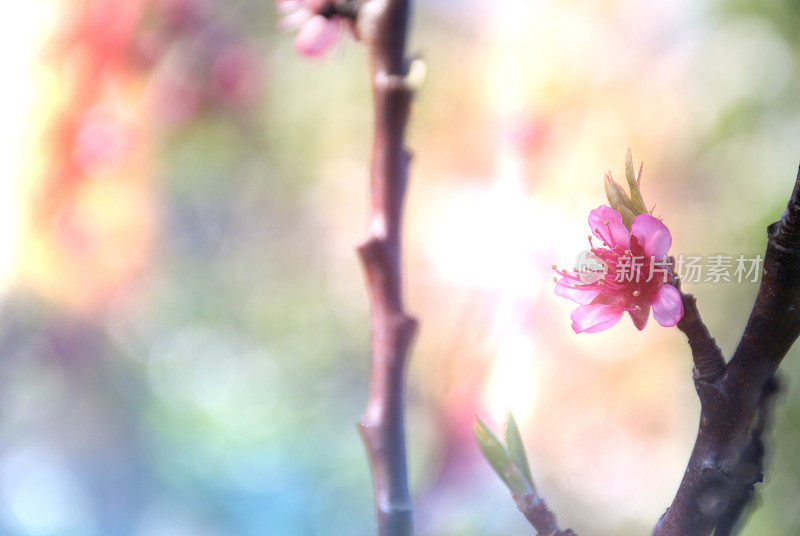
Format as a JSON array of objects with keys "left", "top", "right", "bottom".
[
  {"left": 357, "top": 235, "right": 388, "bottom": 265},
  {"left": 376, "top": 71, "right": 415, "bottom": 94},
  {"left": 771, "top": 165, "right": 800, "bottom": 249}
]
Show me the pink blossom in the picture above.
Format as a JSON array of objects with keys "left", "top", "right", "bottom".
[
  {"left": 211, "top": 44, "right": 263, "bottom": 108},
  {"left": 555, "top": 205, "right": 684, "bottom": 333},
  {"left": 277, "top": 0, "right": 350, "bottom": 57}
]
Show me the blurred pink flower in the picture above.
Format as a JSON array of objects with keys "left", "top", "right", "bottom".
[
  {"left": 148, "top": 65, "right": 203, "bottom": 126},
  {"left": 504, "top": 116, "right": 551, "bottom": 156},
  {"left": 73, "top": 106, "right": 133, "bottom": 173},
  {"left": 555, "top": 205, "right": 683, "bottom": 333},
  {"left": 212, "top": 44, "right": 263, "bottom": 108},
  {"left": 277, "top": 0, "right": 350, "bottom": 57}
]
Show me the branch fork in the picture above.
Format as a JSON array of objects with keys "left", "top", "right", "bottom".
[{"left": 653, "top": 166, "right": 800, "bottom": 536}]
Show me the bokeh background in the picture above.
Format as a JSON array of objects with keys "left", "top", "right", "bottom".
[{"left": 4, "top": 0, "right": 800, "bottom": 534}]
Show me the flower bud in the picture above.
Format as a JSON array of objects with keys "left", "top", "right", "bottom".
[{"left": 604, "top": 172, "right": 631, "bottom": 213}]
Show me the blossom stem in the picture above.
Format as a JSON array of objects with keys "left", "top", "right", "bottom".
[
  {"left": 321, "top": 0, "right": 362, "bottom": 21},
  {"left": 675, "top": 291, "right": 726, "bottom": 381}
]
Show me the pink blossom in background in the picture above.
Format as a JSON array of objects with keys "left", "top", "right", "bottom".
[
  {"left": 503, "top": 116, "right": 551, "bottom": 156},
  {"left": 555, "top": 205, "right": 684, "bottom": 333},
  {"left": 148, "top": 64, "right": 203, "bottom": 126},
  {"left": 73, "top": 107, "right": 134, "bottom": 173},
  {"left": 211, "top": 44, "right": 263, "bottom": 108},
  {"left": 277, "top": 0, "right": 350, "bottom": 57}
]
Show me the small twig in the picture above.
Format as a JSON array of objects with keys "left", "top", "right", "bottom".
[
  {"left": 670, "top": 260, "right": 726, "bottom": 381},
  {"left": 514, "top": 494, "right": 577, "bottom": 536},
  {"left": 675, "top": 291, "right": 726, "bottom": 382},
  {"left": 355, "top": 0, "right": 417, "bottom": 535}
]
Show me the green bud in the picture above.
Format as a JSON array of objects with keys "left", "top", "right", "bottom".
[
  {"left": 618, "top": 205, "right": 636, "bottom": 229},
  {"left": 473, "top": 416, "right": 534, "bottom": 496},
  {"left": 604, "top": 172, "right": 631, "bottom": 214},
  {"left": 624, "top": 148, "right": 648, "bottom": 214},
  {"left": 504, "top": 412, "right": 535, "bottom": 490},
  {"left": 473, "top": 417, "right": 513, "bottom": 487}
]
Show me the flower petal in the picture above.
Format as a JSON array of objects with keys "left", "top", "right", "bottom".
[
  {"left": 294, "top": 15, "right": 340, "bottom": 57},
  {"left": 555, "top": 277, "right": 600, "bottom": 305},
  {"left": 571, "top": 304, "right": 624, "bottom": 333},
  {"left": 628, "top": 302, "right": 650, "bottom": 330},
  {"left": 652, "top": 284, "right": 684, "bottom": 327},
  {"left": 279, "top": 7, "right": 313, "bottom": 31},
  {"left": 305, "top": 0, "right": 331, "bottom": 12},
  {"left": 588, "top": 205, "right": 629, "bottom": 248},
  {"left": 277, "top": 0, "right": 302, "bottom": 15},
  {"left": 631, "top": 213, "right": 671, "bottom": 261}
]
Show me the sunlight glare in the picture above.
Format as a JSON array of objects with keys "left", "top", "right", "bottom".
[{"left": 0, "top": 0, "right": 55, "bottom": 289}]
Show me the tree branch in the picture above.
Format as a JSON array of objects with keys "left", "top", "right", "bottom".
[
  {"left": 713, "top": 376, "right": 780, "bottom": 536},
  {"left": 355, "top": 1, "right": 417, "bottom": 535},
  {"left": 653, "top": 165, "right": 800, "bottom": 536}
]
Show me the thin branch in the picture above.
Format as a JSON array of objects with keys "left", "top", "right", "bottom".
[
  {"left": 514, "top": 493, "right": 577, "bottom": 536},
  {"left": 355, "top": 0, "right": 417, "bottom": 535},
  {"left": 653, "top": 165, "right": 800, "bottom": 536}
]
